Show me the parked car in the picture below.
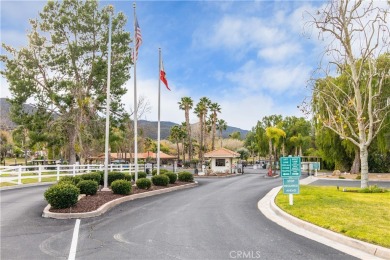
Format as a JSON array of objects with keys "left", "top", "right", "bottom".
[{"left": 112, "top": 159, "right": 129, "bottom": 164}]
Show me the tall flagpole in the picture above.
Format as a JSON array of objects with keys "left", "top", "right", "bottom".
[
  {"left": 157, "top": 48, "right": 161, "bottom": 175},
  {"left": 103, "top": 9, "right": 112, "bottom": 190},
  {"left": 133, "top": 3, "right": 138, "bottom": 181}
]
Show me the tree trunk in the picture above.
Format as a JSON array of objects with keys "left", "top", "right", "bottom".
[
  {"left": 176, "top": 142, "right": 180, "bottom": 160},
  {"left": 185, "top": 109, "right": 192, "bottom": 160},
  {"left": 350, "top": 147, "right": 360, "bottom": 174},
  {"left": 360, "top": 145, "right": 369, "bottom": 188},
  {"left": 199, "top": 116, "right": 203, "bottom": 162},
  {"left": 68, "top": 126, "right": 77, "bottom": 165},
  {"left": 268, "top": 139, "right": 273, "bottom": 174},
  {"left": 211, "top": 120, "right": 216, "bottom": 150},
  {"left": 182, "top": 138, "right": 186, "bottom": 162}
]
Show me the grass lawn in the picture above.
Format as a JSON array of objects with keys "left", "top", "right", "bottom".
[
  {"left": 18, "top": 177, "right": 57, "bottom": 184},
  {"left": 0, "top": 182, "right": 16, "bottom": 187},
  {"left": 3, "top": 157, "right": 26, "bottom": 165},
  {"left": 275, "top": 185, "right": 390, "bottom": 248}
]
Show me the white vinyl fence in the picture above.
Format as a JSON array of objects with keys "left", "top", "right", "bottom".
[{"left": 0, "top": 164, "right": 145, "bottom": 185}]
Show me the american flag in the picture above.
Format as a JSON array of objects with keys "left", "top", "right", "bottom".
[{"left": 134, "top": 16, "right": 142, "bottom": 61}]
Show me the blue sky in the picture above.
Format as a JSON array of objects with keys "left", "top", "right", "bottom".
[{"left": 1, "top": 0, "right": 328, "bottom": 130}]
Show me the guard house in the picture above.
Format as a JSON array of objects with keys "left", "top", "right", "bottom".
[{"left": 204, "top": 148, "right": 240, "bottom": 174}]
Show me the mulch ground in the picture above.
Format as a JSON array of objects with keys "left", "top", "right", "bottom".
[{"left": 49, "top": 181, "right": 191, "bottom": 214}]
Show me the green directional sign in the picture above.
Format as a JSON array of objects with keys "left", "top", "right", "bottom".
[
  {"left": 280, "top": 156, "right": 301, "bottom": 177},
  {"left": 283, "top": 177, "right": 300, "bottom": 194},
  {"left": 290, "top": 157, "right": 301, "bottom": 176},
  {"left": 312, "top": 162, "right": 320, "bottom": 170}
]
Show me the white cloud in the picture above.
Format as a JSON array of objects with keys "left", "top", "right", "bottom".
[
  {"left": 194, "top": 15, "right": 286, "bottom": 53},
  {"left": 1, "top": 30, "right": 29, "bottom": 49},
  {"left": 257, "top": 42, "right": 302, "bottom": 62},
  {"left": 224, "top": 60, "right": 311, "bottom": 94},
  {"left": 0, "top": 78, "right": 12, "bottom": 98}
]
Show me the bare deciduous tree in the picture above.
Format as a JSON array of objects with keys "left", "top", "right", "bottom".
[{"left": 306, "top": 0, "right": 389, "bottom": 188}]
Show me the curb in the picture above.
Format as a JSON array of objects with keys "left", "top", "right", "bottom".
[
  {"left": 194, "top": 174, "right": 241, "bottom": 178},
  {"left": 42, "top": 181, "right": 198, "bottom": 219},
  {"left": 258, "top": 185, "right": 390, "bottom": 260}
]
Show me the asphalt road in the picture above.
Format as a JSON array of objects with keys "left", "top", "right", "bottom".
[{"left": 0, "top": 174, "right": 357, "bottom": 260}]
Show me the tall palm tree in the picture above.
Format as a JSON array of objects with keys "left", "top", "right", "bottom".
[
  {"left": 178, "top": 97, "right": 193, "bottom": 160},
  {"left": 180, "top": 122, "right": 188, "bottom": 162},
  {"left": 216, "top": 119, "right": 227, "bottom": 148},
  {"left": 194, "top": 97, "right": 211, "bottom": 162},
  {"left": 209, "top": 102, "right": 221, "bottom": 150}
]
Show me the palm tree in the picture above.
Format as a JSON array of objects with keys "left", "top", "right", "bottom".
[
  {"left": 194, "top": 97, "right": 211, "bottom": 162},
  {"left": 169, "top": 125, "right": 186, "bottom": 160},
  {"left": 216, "top": 119, "right": 227, "bottom": 148},
  {"left": 178, "top": 97, "right": 193, "bottom": 160},
  {"left": 266, "top": 126, "right": 286, "bottom": 175},
  {"left": 289, "top": 134, "right": 310, "bottom": 156},
  {"left": 180, "top": 122, "right": 188, "bottom": 162},
  {"left": 209, "top": 102, "right": 221, "bottom": 150}
]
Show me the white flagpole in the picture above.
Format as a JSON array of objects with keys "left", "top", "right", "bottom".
[
  {"left": 133, "top": 3, "right": 138, "bottom": 181},
  {"left": 157, "top": 48, "right": 161, "bottom": 175},
  {"left": 103, "top": 9, "right": 112, "bottom": 190}
]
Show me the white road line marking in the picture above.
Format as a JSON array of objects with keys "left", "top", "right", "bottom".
[{"left": 68, "top": 219, "right": 80, "bottom": 260}]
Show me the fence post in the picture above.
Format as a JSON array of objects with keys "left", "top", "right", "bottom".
[
  {"left": 73, "top": 164, "right": 76, "bottom": 177},
  {"left": 87, "top": 164, "right": 90, "bottom": 173},
  {"left": 18, "top": 165, "right": 22, "bottom": 185},
  {"left": 38, "top": 165, "right": 42, "bottom": 183},
  {"left": 57, "top": 165, "right": 60, "bottom": 181}
]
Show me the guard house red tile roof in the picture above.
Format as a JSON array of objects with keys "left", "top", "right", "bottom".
[
  {"left": 204, "top": 148, "right": 240, "bottom": 158},
  {"left": 92, "top": 152, "right": 176, "bottom": 160}
]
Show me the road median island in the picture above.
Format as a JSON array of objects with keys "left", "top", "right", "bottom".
[{"left": 42, "top": 181, "right": 198, "bottom": 219}]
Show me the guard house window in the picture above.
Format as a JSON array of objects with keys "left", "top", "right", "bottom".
[{"left": 216, "top": 159, "right": 225, "bottom": 167}]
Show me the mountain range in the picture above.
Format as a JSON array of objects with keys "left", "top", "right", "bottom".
[{"left": 0, "top": 98, "right": 249, "bottom": 139}]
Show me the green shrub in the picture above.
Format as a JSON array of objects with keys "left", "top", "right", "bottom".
[
  {"left": 151, "top": 174, "right": 169, "bottom": 186},
  {"left": 44, "top": 183, "right": 80, "bottom": 209},
  {"left": 338, "top": 176, "right": 345, "bottom": 179},
  {"left": 152, "top": 168, "right": 169, "bottom": 176},
  {"left": 164, "top": 172, "right": 177, "bottom": 184},
  {"left": 132, "top": 172, "right": 147, "bottom": 180},
  {"left": 356, "top": 175, "right": 361, "bottom": 180},
  {"left": 178, "top": 171, "right": 193, "bottom": 182},
  {"left": 111, "top": 179, "right": 132, "bottom": 195},
  {"left": 97, "top": 171, "right": 105, "bottom": 185},
  {"left": 123, "top": 174, "right": 133, "bottom": 182},
  {"left": 136, "top": 178, "right": 152, "bottom": 189},
  {"left": 358, "top": 185, "right": 387, "bottom": 193},
  {"left": 58, "top": 176, "right": 81, "bottom": 185},
  {"left": 108, "top": 171, "right": 126, "bottom": 186},
  {"left": 80, "top": 172, "right": 101, "bottom": 184},
  {"left": 77, "top": 180, "right": 98, "bottom": 195}
]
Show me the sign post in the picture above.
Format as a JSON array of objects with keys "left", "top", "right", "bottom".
[{"left": 280, "top": 156, "right": 301, "bottom": 205}]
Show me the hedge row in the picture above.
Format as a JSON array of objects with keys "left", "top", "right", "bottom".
[{"left": 45, "top": 170, "right": 193, "bottom": 209}]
